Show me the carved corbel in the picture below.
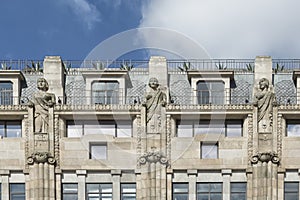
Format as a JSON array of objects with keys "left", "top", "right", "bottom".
[{"left": 27, "top": 152, "right": 56, "bottom": 165}]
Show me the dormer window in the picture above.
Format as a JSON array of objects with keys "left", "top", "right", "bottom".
[
  {"left": 197, "top": 81, "right": 225, "bottom": 104},
  {"left": 0, "top": 81, "right": 13, "bottom": 105},
  {"left": 92, "top": 81, "right": 119, "bottom": 104}
]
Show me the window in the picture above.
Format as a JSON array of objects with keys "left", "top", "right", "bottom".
[
  {"left": 226, "top": 120, "right": 243, "bottom": 137},
  {"left": 286, "top": 120, "right": 300, "bottom": 136},
  {"left": 0, "top": 81, "right": 13, "bottom": 105},
  {"left": 197, "top": 81, "right": 224, "bottom": 105},
  {"left": 86, "top": 183, "right": 112, "bottom": 200},
  {"left": 67, "top": 120, "right": 132, "bottom": 138},
  {"left": 284, "top": 182, "right": 299, "bottom": 200},
  {"left": 173, "top": 183, "right": 189, "bottom": 200},
  {"left": 0, "top": 183, "right": 1, "bottom": 200},
  {"left": 90, "top": 143, "right": 107, "bottom": 159},
  {"left": 201, "top": 143, "right": 218, "bottom": 159},
  {"left": 92, "top": 81, "right": 119, "bottom": 104},
  {"left": 230, "top": 182, "right": 246, "bottom": 200},
  {"left": 177, "top": 120, "right": 242, "bottom": 137},
  {"left": 62, "top": 184, "right": 78, "bottom": 200},
  {"left": 10, "top": 183, "right": 25, "bottom": 200},
  {"left": 0, "top": 121, "right": 22, "bottom": 138},
  {"left": 121, "top": 183, "right": 136, "bottom": 200},
  {"left": 197, "top": 183, "right": 222, "bottom": 200}
]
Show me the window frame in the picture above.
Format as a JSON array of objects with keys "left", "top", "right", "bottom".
[
  {"left": 66, "top": 120, "right": 132, "bottom": 138},
  {"left": 121, "top": 183, "right": 136, "bottom": 200},
  {"left": 230, "top": 182, "right": 247, "bottom": 200},
  {"left": 89, "top": 143, "right": 107, "bottom": 160},
  {"left": 284, "top": 182, "right": 299, "bottom": 200},
  {"left": 172, "top": 183, "right": 189, "bottom": 200},
  {"left": 62, "top": 183, "right": 78, "bottom": 200},
  {"left": 92, "top": 81, "right": 120, "bottom": 105},
  {"left": 0, "top": 120, "right": 22, "bottom": 138},
  {"left": 201, "top": 142, "right": 219, "bottom": 159},
  {"left": 176, "top": 120, "right": 243, "bottom": 137},
  {"left": 10, "top": 183, "right": 25, "bottom": 200},
  {"left": 196, "top": 182, "right": 223, "bottom": 200},
  {"left": 196, "top": 81, "right": 225, "bottom": 105},
  {"left": 286, "top": 120, "right": 300, "bottom": 137},
  {"left": 86, "top": 183, "right": 113, "bottom": 200},
  {"left": 0, "top": 81, "right": 13, "bottom": 105}
]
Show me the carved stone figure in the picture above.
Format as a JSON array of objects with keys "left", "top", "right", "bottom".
[
  {"left": 30, "top": 78, "right": 56, "bottom": 133},
  {"left": 142, "top": 77, "right": 167, "bottom": 133},
  {"left": 254, "top": 78, "right": 275, "bottom": 132}
]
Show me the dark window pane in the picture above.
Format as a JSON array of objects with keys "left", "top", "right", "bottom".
[{"left": 10, "top": 183, "right": 25, "bottom": 200}]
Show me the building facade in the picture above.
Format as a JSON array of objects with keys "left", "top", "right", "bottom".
[{"left": 0, "top": 56, "right": 299, "bottom": 200}]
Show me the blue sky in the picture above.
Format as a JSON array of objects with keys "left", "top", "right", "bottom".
[
  {"left": 0, "top": 0, "right": 144, "bottom": 60},
  {"left": 2, "top": 0, "right": 300, "bottom": 60}
]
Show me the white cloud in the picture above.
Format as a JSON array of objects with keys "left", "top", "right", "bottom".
[
  {"left": 139, "top": 0, "right": 300, "bottom": 58},
  {"left": 65, "top": 0, "right": 101, "bottom": 30}
]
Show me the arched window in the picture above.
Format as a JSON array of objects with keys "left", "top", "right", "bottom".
[
  {"left": 92, "top": 81, "right": 119, "bottom": 104},
  {"left": 0, "top": 81, "right": 13, "bottom": 105},
  {"left": 197, "top": 81, "right": 224, "bottom": 104}
]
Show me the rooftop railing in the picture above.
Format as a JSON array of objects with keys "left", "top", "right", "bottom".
[{"left": 2, "top": 59, "right": 300, "bottom": 73}]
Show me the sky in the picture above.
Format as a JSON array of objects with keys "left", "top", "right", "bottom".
[{"left": 1, "top": 0, "right": 300, "bottom": 60}]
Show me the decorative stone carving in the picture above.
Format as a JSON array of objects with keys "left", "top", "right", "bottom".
[
  {"left": 29, "top": 78, "right": 55, "bottom": 133},
  {"left": 253, "top": 78, "right": 276, "bottom": 132},
  {"left": 138, "top": 147, "right": 169, "bottom": 166},
  {"left": 27, "top": 152, "right": 56, "bottom": 165},
  {"left": 142, "top": 77, "right": 167, "bottom": 133},
  {"left": 251, "top": 152, "right": 279, "bottom": 164}
]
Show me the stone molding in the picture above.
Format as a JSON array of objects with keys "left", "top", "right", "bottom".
[
  {"left": 166, "top": 104, "right": 253, "bottom": 111},
  {"left": 0, "top": 105, "right": 28, "bottom": 111},
  {"left": 54, "top": 104, "right": 141, "bottom": 111}
]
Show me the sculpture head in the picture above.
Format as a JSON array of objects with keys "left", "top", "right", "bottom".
[
  {"left": 148, "top": 77, "right": 159, "bottom": 89},
  {"left": 37, "top": 78, "right": 49, "bottom": 92},
  {"left": 259, "top": 78, "right": 269, "bottom": 90}
]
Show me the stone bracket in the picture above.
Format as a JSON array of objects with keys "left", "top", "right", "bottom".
[
  {"left": 250, "top": 151, "right": 280, "bottom": 164},
  {"left": 27, "top": 152, "right": 56, "bottom": 165}
]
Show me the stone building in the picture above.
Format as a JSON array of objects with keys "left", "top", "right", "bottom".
[{"left": 0, "top": 55, "right": 299, "bottom": 200}]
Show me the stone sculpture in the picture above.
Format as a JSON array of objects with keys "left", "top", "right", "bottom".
[
  {"left": 142, "top": 77, "right": 167, "bottom": 133},
  {"left": 254, "top": 78, "right": 275, "bottom": 131},
  {"left": 30, "top": 78, "right": 56, "bottom": 133}
]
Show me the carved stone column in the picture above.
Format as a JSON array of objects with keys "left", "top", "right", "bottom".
[
  {"left": 26, "top": 77, "right": 58, "bottom": 200},
  {"left": 251, "top": 70, "right": 280, "bottom": 199},
  {"left": 137, "top": 75, "right": 169, "bottom": 200}
]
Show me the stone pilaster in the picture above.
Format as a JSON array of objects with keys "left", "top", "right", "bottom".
[{"left": 43, "top": 56, "right": 65, "bottom": 104}]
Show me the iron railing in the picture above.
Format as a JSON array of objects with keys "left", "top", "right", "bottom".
[{"left": 2, "top": 59, "right": 300, "bottom": 73}]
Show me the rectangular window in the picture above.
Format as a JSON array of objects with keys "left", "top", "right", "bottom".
[
  {"left": 121, "top": 183, "right": 136, "bottom": 200},
  {"left": 177, "top": 120, "right": 242, "bottom": 137},
  {"left": 201, "top": 143, "right": 218, "bottom": 159},
  {"left": 92, "top": 81, "right": 119, "bottom": 104},
  {"left": 0, "top": 81, "right": 13, "bottom": 105},
  {"left": 197, "top": 81, "right": 224, "bottom": 105},
  {"left": 284, "top": 182, "right": 299, "bottom": 200},
  {"left": 226, "top": 120, "right": 243, "bottom": 137},
  {"left": 197, "top": 183, "right": 222, "bottom": 200},
  {"left": 173, "top": 183, "right": 189, "bottom": 200},
  {"left": 286, "top": 120, "right": 300, "bottom": 136},
  {"left": 62, "top": 183, "right": 78, "bottom": 200},
  {"left": 66, "top": 120, "right": 132, "bottom": 138},
  {"left": 86, "top": 183, "right": 112, "bottom": 200},
  {"left": 90, "top": 143, "right": 107, "bottom": 160},
  {"left": 0, "top": 121, "right": 22, "bottom": 138},
  {"left": 10, "top": 183, "right": 25, "bottom": 200},
  {"left": 230, "top": 182, "right": 246, "bottom": 200}
]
